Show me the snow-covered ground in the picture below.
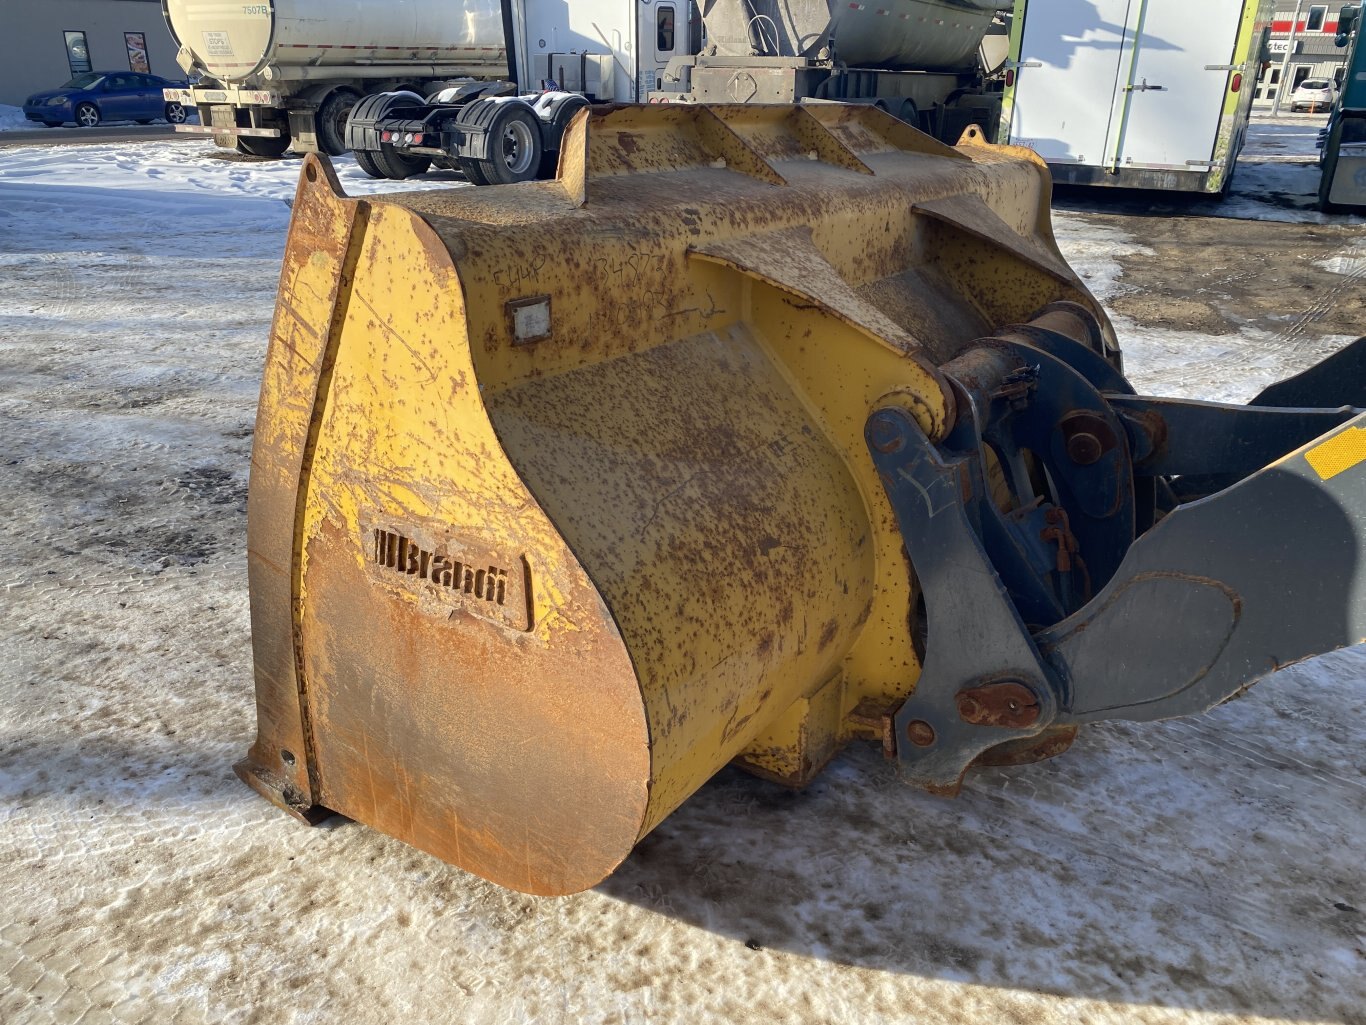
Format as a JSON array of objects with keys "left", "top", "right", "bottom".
[{"left": 1, "top": 124, "right": 1363, "bottom": 1025}]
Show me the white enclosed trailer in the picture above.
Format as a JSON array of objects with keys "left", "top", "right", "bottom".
[{"left": 1000, "top": 0, "right": 1271, "bottom": 192}]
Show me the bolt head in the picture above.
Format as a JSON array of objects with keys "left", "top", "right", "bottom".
[
  {"left": 1066, "top": 431, "right": 1103, "bottom": 465},
  {"left": 868, "top": 414, "right": 905, "bottom": 454},
  {"left": 906, "top": 719, "right": 936, "bottom": 747}
]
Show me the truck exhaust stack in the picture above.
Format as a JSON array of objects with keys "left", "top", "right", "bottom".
[{"left": 239, "top": 104, "right": 1366, "bottom": 895}]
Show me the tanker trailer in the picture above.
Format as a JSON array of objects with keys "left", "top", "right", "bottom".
[
  {"left": 239, "top": 104, "right": 1366, "bottom": 895},
  {"left": 159, "top": 0, "right": 514, "bottom": 156},
  {"left": 650, "top": 0, "right": 1011, "bottom": 142}
]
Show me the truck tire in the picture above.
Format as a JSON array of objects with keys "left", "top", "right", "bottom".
[
  {"left": 898, "top": 99, "right": 922, "bottom": 132},
  {"left": 1317, "top": 165, "right": 1338, "bottom": 213},
  {"left": 317, "top": 89, "right": 360, "bottom": 156},
  {"left": 474, "top": 101, "right": 544, "bottom": 186},
  {"left": 457, "top": 157, "right": 491, "bottom": 186},
  {"left": 236, "top": 135, "right": 291, "bottom": 158},
  {"left": 373, "top": 145, "right": 431, "bottom": 180},
  {"left": 354, "top": 148, "right": 385, "bottom": 179}
]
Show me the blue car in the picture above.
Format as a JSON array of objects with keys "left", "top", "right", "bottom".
[{"left": 22, "top": 71, "right": 189, "bottom": 128}]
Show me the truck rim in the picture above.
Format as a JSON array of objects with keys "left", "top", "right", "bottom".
[{"left": 501, "top": 119, "right": 535, "bottom": 176}]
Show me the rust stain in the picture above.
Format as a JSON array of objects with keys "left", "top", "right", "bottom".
[
  {"left": 973, "top": 725, "right": 1080, "bottom": 767},
  {"left": 954, "top": 681, "right": 1041, "bottom": 729}
]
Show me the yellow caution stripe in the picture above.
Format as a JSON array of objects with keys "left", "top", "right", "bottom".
[{"left": 1306, "top": 425, "right": 1366, "bottom": 480}]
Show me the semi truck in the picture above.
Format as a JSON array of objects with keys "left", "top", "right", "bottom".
[
  {"left": 161, "top": 0, "right": 1012, "bottom": 173},
  {"left": 999, "top": 0, "right": 1272, "bottom": 193},
  {"left": 1318, "top": 4, "right": 1366, "bottom": 210}
]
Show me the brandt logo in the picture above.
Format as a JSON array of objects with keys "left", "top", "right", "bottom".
[{"left": 372, "top": 528, "right": 509, "bottom": 607}]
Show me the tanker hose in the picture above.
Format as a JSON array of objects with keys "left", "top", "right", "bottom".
[{"left": 746, "top": 13, "right": 781, "bottom": 56}]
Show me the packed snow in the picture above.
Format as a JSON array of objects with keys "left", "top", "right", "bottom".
[
  {"left": 0, "top": 103, "right": 28, "bottom": 131},
  {"left": 1, "top": 121, "right": 1363, "bottom": 1025}
]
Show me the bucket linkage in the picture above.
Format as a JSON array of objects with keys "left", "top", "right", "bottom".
[{"left": 868, "top": 318, "right": 1365, "bottom": 793}]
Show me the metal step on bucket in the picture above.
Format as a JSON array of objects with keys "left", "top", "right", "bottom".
[{"left": 238, "top": 103, "right": 1366, "bottom": 895}]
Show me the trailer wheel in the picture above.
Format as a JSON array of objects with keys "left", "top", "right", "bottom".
[
  {"left": 236, "top": 135, "right": 290, "bottom": 158},
  {"left": 898, "top": 99, "right": 922, "bottom": 132},
  {"left": 317, "top": 89, "right": 360, "bottom": 156},
  {"left": 457, "top": 157, "right": 491, "bottom": 186},
  {"left": 354, "top": 148, "right": 385, "bottom": 179},
  {"left": 476, "top": 102, "right": 543, "bottom": 186},
  {"left": 373, "top": 145, "right": 432, "bottom": 180}
]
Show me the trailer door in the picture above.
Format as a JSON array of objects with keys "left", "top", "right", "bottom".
[
  {"left": 1010, "top": 0, "right": 1244, "bottom": 172},
  {"left": 1114, "top": 0, "right": 1243, "bottom": 170},
  {"left": 1009, "top": 0, "right": 1135, "bottom": 166}
]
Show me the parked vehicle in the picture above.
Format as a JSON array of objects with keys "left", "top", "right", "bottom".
[
  {"left": 1292, "top": 78, "right": 1339, "bottom": 112},
  {"left": 1317, "top": 4, "right": 1366, "bottom": 210},
  {"left": 22, "top": 71, "right": 190, "bottom": 128},
  {"left": 161, "top": 0, "right": 1014, "bottom": 173},
  {"left": 999, "top": 0, "right": 1273, "bottom": 193}
]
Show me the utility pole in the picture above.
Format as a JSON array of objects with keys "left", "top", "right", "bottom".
[{"left": 1272, "top": 0, "right": 1307, "bottom": 115}]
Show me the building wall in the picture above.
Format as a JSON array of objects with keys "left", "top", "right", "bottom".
[
  {"left": 0, "top": 0, "right": 179, "bottom": 106},
  {"left": 1254, "top": 5, "right": 1350, "bottom": 106}
]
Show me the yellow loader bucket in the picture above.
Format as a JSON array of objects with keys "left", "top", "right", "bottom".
[{"left": 241, "top": 105, "right": 1366, "bottom": 895}]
